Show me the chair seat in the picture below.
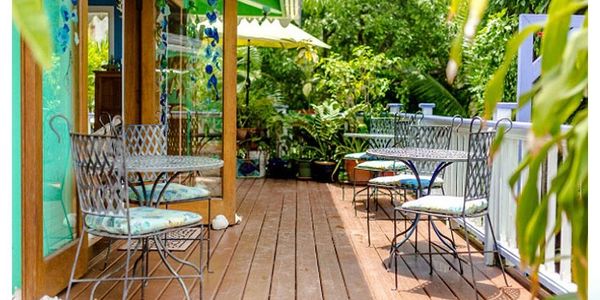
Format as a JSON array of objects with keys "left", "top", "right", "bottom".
[
  {"left": 343, "top": 152, "right": 371, "bottom": 160},
  {"left": 129, "top": 183, "right": 210, "bottom": 203},
  {"left": 399, "top": 195, "right": 487, "bottom": 216},
  {"left": 355, "top": 160, "right": 407, "bottom": 172},
  {"left": 369, "top": 174, "right": 444, "bottom": 189},
  {"left": 85, "top": 206, "right": 202, "bottom": 236}
]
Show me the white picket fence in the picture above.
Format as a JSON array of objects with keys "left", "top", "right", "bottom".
[{"left": 420, "top": 113, "right": 577, "bottom": 294}]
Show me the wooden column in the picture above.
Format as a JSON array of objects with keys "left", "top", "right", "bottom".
[
  {"left": 123, "top": 0, "right": 141, "bottom": 125},
  {"left": 140, "top": 0, "right": 158, "bottom": 124},
  {"left": 222, "top": 0, "right": 238, "bottom": 222}
]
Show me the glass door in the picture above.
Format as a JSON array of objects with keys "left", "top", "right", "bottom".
[{"left": 21, "top": 0, "right": 89, "bottom": 297}]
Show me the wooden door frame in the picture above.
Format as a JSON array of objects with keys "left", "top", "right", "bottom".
[
  {"left": 128, "top": 0, "right": 237, "bottom": 222},
  {"left": 21, "top": 1, "right": 89, "bottom": 298}
]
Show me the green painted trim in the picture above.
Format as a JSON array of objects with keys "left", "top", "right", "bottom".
[{"left": 12, "top": 23, "right": 22, "bottom": 292}]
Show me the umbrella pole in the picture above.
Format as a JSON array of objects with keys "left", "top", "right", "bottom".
[{"left": 245, "top": 42, "right": 251, "bottom": 107}]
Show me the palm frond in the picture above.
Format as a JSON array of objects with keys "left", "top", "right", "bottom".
[{"left": 409, "top": 74, "right": 467, "bottom": 116}]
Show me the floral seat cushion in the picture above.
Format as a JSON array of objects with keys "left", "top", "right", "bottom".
[
  {"left": 369, "top": 174, "right": 444, "bottom": 189},
  {"left": 399, "top": 195, "right": 487, "bottom": 216},
  {"left": 129, "top": 183, "right": 210, "bottom": 203},
  {"left": 85, "top": 206, "right": 202, "bottom": 236},
  {"left": 355, "top": 160, "right": 407, "bottom": 172}
]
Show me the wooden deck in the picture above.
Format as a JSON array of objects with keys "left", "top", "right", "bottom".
[{"left": 62, "top": 179, "right": 533, "bottom": 299}]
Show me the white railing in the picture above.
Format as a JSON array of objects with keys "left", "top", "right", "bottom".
[{"left": 419, "top": 112, "right": 576, "bottom": 294}]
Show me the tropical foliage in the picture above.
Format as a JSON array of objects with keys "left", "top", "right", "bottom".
[
  {"left": 449, "top": 0, "right": 587, "bottom": 298},
  {"left": 87, "top": 39, "right": 109, "bottom": 111}
]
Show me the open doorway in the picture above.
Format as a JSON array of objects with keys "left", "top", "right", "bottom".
[{"left": 87, "top": 1, "right": 122, "bottom": 132}]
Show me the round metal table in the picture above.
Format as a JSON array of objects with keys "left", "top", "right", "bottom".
[
  {"left": 366, "top": 147, "right": 467, "bottom": 196},
  {"left": 366, "top": 147, "right": 468, "bottom": 254},
  {"left": 126, "top": 155, "right": 224, "bottom": 206}
]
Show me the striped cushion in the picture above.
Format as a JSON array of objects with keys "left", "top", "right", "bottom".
[
  {"left": 400, "top": 195, "right": 487, "bottom": 216},
  {"left": 355, "top": 160, "right": 407, "bottom": 172},
  {"left": 129, "top": 183, "right": 210, "bottom": 203},
  {"left": 369, "top": 174, "right": 443, "bottom": 189}
]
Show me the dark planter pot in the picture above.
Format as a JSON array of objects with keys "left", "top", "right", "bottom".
[
  {"left": 311, "top": 160, "right": 337, "bottom": 183},
  {"left": 267, "top": 158, "right": 296, "bottom": 179},
  {"left": 296, "top": 159, "right": 312, "bottom": 180}
]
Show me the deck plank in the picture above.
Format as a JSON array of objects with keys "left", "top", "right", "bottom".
[
  {"left": 242, "top": 188, "right": 285, "bottom": 299},
  {"left": 316, "top": 182, "right": 373, "bottom": 299},
  {"left": 308, "top": 182, "right": 349, "bottom": 300},
  {"left": 329, "top": 183, "right": 429, "bottom": 300},
  {"left": 212, "top": 180, "right": 274, "bottom": 299},
  {"left": 61, "top": 179, "right": 533, "bottom": 300},
  {"left": 269, "top": 185, "right": 297, "bottom": 299},
  {"left": 295, "top": 181, "right": 323, "bottom": 300}
]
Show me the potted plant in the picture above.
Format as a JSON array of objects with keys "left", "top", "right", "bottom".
[
  {"left": 334, "top": 137, "right": 373, "bottom": 183},
  {"left": 294, "top": 100, "right": 366, "bottom": 182}
]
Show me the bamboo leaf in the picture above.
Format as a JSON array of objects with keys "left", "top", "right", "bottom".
[
  {"left": 12, "top": 0, "right": 53, "bottom": 68},
  {"left": 483, "top": 23, "right": 543, "bottom": 120}
]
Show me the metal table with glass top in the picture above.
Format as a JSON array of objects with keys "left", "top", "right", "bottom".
[
  {"left": 126, "top": 155, "right": 224, "bottom": 206},
  {"left": 366, "top": 147, "right": 468, "bottom": 256}
]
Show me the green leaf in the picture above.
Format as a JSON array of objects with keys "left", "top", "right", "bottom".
[
  {"left": 409, "top": 74, "right": 467, "bottom": 116},
  {"left": 12, "top": 0, "right": 53, "bottom": 68},
  {"left": 483, "top": 23, "right": 543, "bottom": 119}
]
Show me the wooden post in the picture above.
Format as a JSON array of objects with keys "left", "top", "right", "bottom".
[{"left": 222, "top": 0, "right": 238, "bottom": 222}]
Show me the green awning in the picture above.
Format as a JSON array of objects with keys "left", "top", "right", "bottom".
[{"left": 185, "top": 0, "right": 284, "bottom": 17}]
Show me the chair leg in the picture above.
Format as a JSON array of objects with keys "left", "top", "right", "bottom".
[
  {"left": 428, "top": 216, "right": 433, "bottom": 275},
  {"left": 366, "top": 185, "right": 371, "bottom": 247},
  {"left": 353, "top": 180, "right": 357, "bottom": 216},
  {"left": 486, "top": 213, "right": 509, "bottom": 286},
  {"left": 199, "top": 227, "right": 204, "bottom": 300},
  {"left": 102, "top": 238, "right": 113, "bottom": 270},
  {"left": 207, "top": 198, "right": 212, "bottom": 273},
  {"left": 448, "top": 219, "right": 463, "bottom": 275},
  {"left": 122, "top": 236, "right": 133, "bottom": 300},
  {"left": 462, "top": 217, "right": 479, "bottom": 300},
  {"left": 153, "top": 235, "right": 191, "bottom": 300},
  {"left": 65, "top": 224, "right": 85, "bottom": 300}
]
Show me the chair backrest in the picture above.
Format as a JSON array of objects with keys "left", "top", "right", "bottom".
[
  {"left": 408, "top": 124, "right": 454, "bottom": 174},
  {"left": 70, "top": 133, "right": 129, "bottom": 218},
  {"left": 462, "top": 118, "right": 512, "bottom": 210},
  {"left": 125, "top": 124, "right": 168, "bottom": 182},
  {"left": 393, "top": 112, "right": 414, "bottom": 148},
  {"left": 368, "top": 117, "right": 395, "bottom": 148},
  {"left": 125, "top": 124, "right": 167, "bottom": 156}
]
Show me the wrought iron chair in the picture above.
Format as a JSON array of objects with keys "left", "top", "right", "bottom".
[
  {"left": 364, "top": 121, "right": 460, "bottom": 246},
  {"left": 124, "top": 124, "right": 215, "bottom": 271},
  {"left": 60, "top": 125, "right": 204, "bottom": 300},
  {"left": 389, "top": 117, "right": 511, "bottom": 299},
  {"left": 348, "top": 113, "right": 416, "bottom": 215}
]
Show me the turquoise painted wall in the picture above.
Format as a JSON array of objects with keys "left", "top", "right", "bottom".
[{"left": 12, "top": 24, "right": 22, "bottom": 291}]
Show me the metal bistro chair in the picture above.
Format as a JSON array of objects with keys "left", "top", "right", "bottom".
[
  {"left": 389, "top": 117, "right": 511, "bottom": 298},
  {"left": 349, "top": 113, "right": 416, "bottom": 215},
  {"left": 364, "top": 119, "right": 462, "bottom": 246},
  {"left": 57, "top": 120, "right": 204, "bottom": 300},
  {"left": 125, "top": 124, "right": 214, "bottom": 270}
]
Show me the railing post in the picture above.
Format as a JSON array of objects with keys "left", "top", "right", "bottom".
[
  {"left": 484, "top": 102, "right": 517, "bottom": 265},
  {"left": 387, "top": 103, "right": 403, "bottom": 115},
  {"left": 418, "top": 103, "right": 435, "bottom": 115},
  {"left": 494, "top": 102, "right": 517, "bottom": 120}
]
